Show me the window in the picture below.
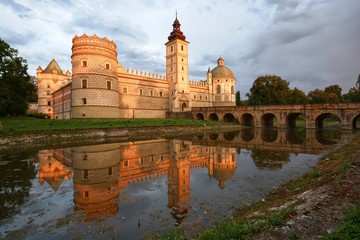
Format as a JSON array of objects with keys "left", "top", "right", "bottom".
[
  {"left": 107, "top": 81, "right": 112, "bottom": 90},
  {"left": 182, "top": 77, "right": 184, "bottom": 81},
  {"left": 84, "top": 170, "right": 88, "bottom": 179},
  {"left": 217, "top": 85, "right": 221, "bottom": 94},
  {"left": 47, "top": 92, "right": 50, "bottom": 96},
  {"left": 170, "top": 58, "right": 173, "bottom": 63},
  {"left": 123, "top": 160, "right": 129, "bottom": 167},
  {"left": 200, "top": 95, "right": 202, "bottom": 100},
  {"left": 108, "top": 167, "right": 112, "bottom": 175},
  {"left": 47, "top": 84, "right": 50, "bottom": 88},
  {"left": 123, "top": 87, "right": 128, "bottom": 93},
  {"left": 84, "top": 191, "right": 89, "bottom": 197},
  {"left": 170, "top": 67, "right": 172, "bottom": 72},
  {"left": 83, "top": 154, "right": 87, "bottom": 161},
  {"left": 82, "top": 79, "right": 87, "bottom": 88},
  {"left": 150, "top": 90, "right": 153, "bottom": 96},
  {"left": 182, "top": 67, "right": 184, "bottom": 71},
  {"left": 47, "top": 101, "right": 51, "bottom": 106},
  {"left": 231, "top": 85, "right": 235, "bottom": 94},
  {"left": 105, "top": 63, "right": 110, "bottom": 69},
  {"left": 82, "top": 98, "right": 87, "bottom": 104},
  {"left": 181, "top": 45, "right": 184, "bottom": 51},
  {"left": 48, "top": 109, "right": 51, "bottom": 112},
  {"left": 139, "top": 89, "right": 143, "bottom": 95},
  {"left": 170, "top": 45, "right": 173, "bottom": 52},
  {"left": 159, "top": 91, "right": 163, "bottom": 97},
  {"left": 194, "top": 95, "right": 196, "bottom": 100},
  {"left": 181, "top": 58, "right": 184, "bottom": 62},
  {"left": 182, "top": 90, "right": 184, "bottom": 93},
  {"left": 82, "top": 61, "right": 87, "bottom": 67}
]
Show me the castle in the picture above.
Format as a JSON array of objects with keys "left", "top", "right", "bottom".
[{"left": 36, "top": 16, "right": 236, "bottom": 119}]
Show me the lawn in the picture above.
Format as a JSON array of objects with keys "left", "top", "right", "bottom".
[{"left": 0, "top": 117, "right": 227, "bottom": 133}]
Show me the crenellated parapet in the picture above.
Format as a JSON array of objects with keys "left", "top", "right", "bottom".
[
  {"left": 189, "top": 79, "right": 208, "bottom": 87},
  {"left": 72, "top": 34, "right": 117, "bottom": 59},
  {"left": 126, "top": 68, "right": 166, "bottom": 80}
]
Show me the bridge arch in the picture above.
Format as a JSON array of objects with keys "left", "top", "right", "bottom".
[
  {"left": 353, "top": 114, "right": 360, "bottom": 129},
  {"left": 223, "top": 131, "right": 238, "bottom": 141},
  {"left": 261, "top": 113, "right": 278, "bottom": 127},
  {"left": 240, "top": 113, "right": 255, "bottom": 127},
  {"left": 223, "top": 113, "right": 236, "bottom": 122},
  {"left": 209, "top": 113, "right": 219, "bottom": 121},
  {"left": 240, "top": 128, "right": 255, "bottom": 142},
  {"left": 195, "top": 113, "right": 205, "bottom": 120},
  {"left": 261, "top": 128, "right": 278, "bottom": 142},
  {"left": 286, "top": 113, "right": 305, "bottom": 128},
  {"left": 315, "top": 113, "right": 341, "bottom": 128},
  {"left": 209, "top": 133, "right": 219, "bottom": 140}
]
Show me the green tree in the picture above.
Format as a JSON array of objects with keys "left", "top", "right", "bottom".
[
  {"left": 324, "top": 84, "right": 342, "bottom": 102},
  {"left": 289, "top": 87, "right": 308, "bottom": 104},
  {"left": 343, "top": 77, "right": 360, "bottom": 103},
  {"left": 246, "top": 75, "right": 292, "bottom": 105},
  {"left": 235, "top": 90, "right": 241, "bottom": 106},
  {"left": 343, "top": 87, "right": 360, "bottom": 102},
  {"left": 307, "top": 88, "right": 340, "bottom": 103},
  {"left": 0, "top": 38, "right": 36, "bottom": 116}
]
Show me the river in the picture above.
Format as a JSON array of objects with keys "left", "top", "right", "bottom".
[{"left": 0, "top": 128, "right": 354, "bottom": 239}]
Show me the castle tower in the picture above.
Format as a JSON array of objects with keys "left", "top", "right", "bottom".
[
  {"left": 210, "top": 57, "right": 236, "bottom": 107},
  {"left": 36, "top": 59, "right": 71, "bottom": 119},
  {"left": 165, "top": 15, "right": 191, "bottom": 112},
  {"left": 72, "top": 144, "right": 121, "bottom": 221},
  {"left": 71, "top": 34, "right": 120, "bottom": 118},
  {"left": 168, "top": 140, "right": 191, "bottom": 223}
]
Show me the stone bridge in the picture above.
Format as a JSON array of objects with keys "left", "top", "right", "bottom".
[
  {"left": 191, "top": 103, "right": 360, "bottom": 129},
  {"left": 190, "top": 128, "right": 350, "bottom": 154}
]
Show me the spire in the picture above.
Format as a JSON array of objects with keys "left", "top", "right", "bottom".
[{"left": 167, "top": 12, "right": 187, "bottom": 42}]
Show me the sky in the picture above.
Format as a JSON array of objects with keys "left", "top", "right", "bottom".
[{"left": 1, "top": 0, "right": 359, "bottom": 98}]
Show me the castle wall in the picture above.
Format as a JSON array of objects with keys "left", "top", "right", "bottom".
[
  {"left": 117, "top": 72, "right": 169, "bottom": 118},
  {"left": 53, "top": 83, "right": 72, "bottom": 119}
]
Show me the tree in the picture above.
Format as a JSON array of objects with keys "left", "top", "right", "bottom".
[
  {"left": 289, "top": 87, "right": 308, "bottom": 104},
  {"left": 324, "top": 84, "right": 342, "bottom": 102},
  {"left": 246, "top": 75, "right": 292, "bottom": 105},
  {"left": 0, "top": 38, "right": 36, "bottom": 116},
  {"left": 235, "top": 90, "right": 241, "bottom": 106},
  {"left": 343, "top": 76, "right": 360, "bottom": 103},
  {"left": 307, "top": 88, "right": 340, "bottom": 104}
]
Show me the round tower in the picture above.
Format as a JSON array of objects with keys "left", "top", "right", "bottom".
[{"left": 71, "top": 34, "right": 119, "bottom": 118}]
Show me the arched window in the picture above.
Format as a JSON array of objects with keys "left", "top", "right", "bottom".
[
  {"left": 217, "top": 85, "right": 221, "bottom": 94},
  {"left": 231, "top": 85, "right": 234, "bottom": 94}
]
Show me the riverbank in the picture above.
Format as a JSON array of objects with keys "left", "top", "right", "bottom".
[
  {"left": 0, "top": 123, "right": 242, "bottom": 150},
  {"left": 189, "top": 132, "right": 360, "bottom": 239}
]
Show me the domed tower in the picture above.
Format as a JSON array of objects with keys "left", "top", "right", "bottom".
[
  {"left": 210, "top": 57, "right": 236, "bottom": 107},
  {"left": 71, "top": 34, "right": 119, "bottom": 118},
  {"left": 210, "top": 147, "right": 236, "bottom": 189}
]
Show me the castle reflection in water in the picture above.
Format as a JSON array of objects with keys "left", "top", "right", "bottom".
[{"left": 37, "top": 128, "right": 345, "bottom": 222}]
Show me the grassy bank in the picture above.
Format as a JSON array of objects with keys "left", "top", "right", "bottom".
[
  {"left": 153, "top": 132, "right": 360, "bottom": 240},
  {"left": 0, "top": 117, "right": 229, "bottom": 133}
]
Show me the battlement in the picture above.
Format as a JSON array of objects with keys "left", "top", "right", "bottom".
[
  {"left": 72, "top": 34, "right": 117, "bottom": 58},
  {"left": 189, "top": 79, "right": 208, "bottom": 87},
  {"left": 126, "top": 68, "right": 167, "bottom": 80}
]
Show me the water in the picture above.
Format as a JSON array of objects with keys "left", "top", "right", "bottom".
[{"left": 0, "top": 128, "right": 353, "bottom": 239}]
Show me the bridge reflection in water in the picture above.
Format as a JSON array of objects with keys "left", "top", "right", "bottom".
[{"left": 36, "top": 128, "right": 349, "bottom": 235}]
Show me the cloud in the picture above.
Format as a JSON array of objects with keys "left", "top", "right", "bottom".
[
  {"left": 0, "top": 27, "right": 37, "bottom": 46},
  {"left": 0, "top": 0, "right": 31, "bottom": 18}
]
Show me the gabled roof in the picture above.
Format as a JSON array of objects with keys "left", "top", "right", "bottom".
[{"left": 43, "top": 59, "right": 63, "bottom": 73}]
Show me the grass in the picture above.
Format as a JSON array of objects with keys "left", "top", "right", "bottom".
[
  {"left": 321, "top": 202, "right": 360, "bottom": 240},
  {"left": 0, "top": 117, "right": 231, "bottom": 133}
]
